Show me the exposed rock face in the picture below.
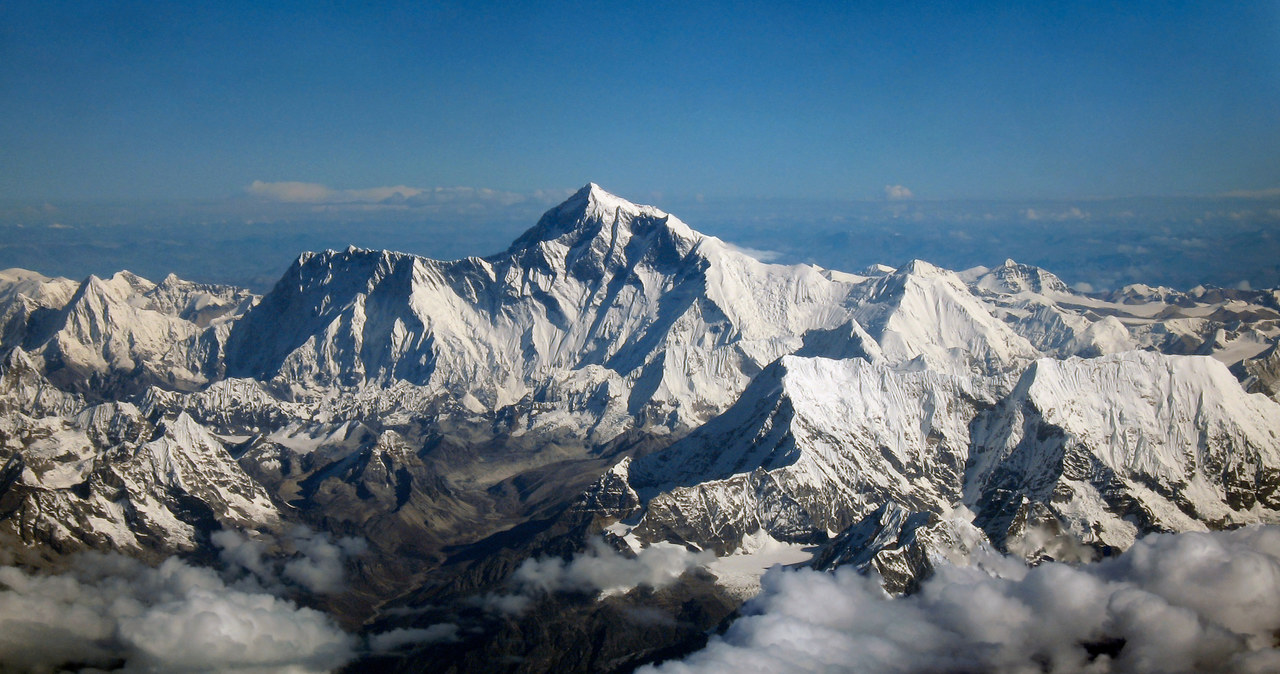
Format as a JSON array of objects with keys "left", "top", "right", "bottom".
[{"left": 810, "top": 501, "right": 992, "bottom": 594}]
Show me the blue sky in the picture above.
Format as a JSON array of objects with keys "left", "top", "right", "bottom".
[
  {"left": 2, "top": 2, "right": 1279, "bottom": 293},
  {"left": 2, "top": 1, "right": 1278, "bottom": 202}
]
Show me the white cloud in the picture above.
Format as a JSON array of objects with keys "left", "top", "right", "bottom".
[
  {"left": 0, "top": 553, "right": 355, "bottom": 673},
  {"left": 470, "top": 591, "right": 533, "bottom": 616},
  {"left": 1022, "top": 206, "right": 1089, "bottom": 222},
  {"left": 471, "top": 539, "right": 713, "bottom": 616},
  {"left": 247, "top": 180, "right": 339, "bottom": 203},
  {"left": 368, "top": 624, "right": 460, "bottom": 653},
  {"left": 511, "top": 540, "right": 712, "bottom": 598},
  {"left": 246, "top": 180, "right": 425, "bottom": 204},
  {"left": 214, "top": 525, "right": 367, "bottom": 594},
  {"left": 246, "top": 181, "right": 559, "bottom": 210},
  {"left": 645, "top": 526, "right": 1280, "bottom": 674},
  {"left": 282, "top": 526, "right": 369, "bottom": 594},
  {"left": 884, "top": 185, "right": 913, "bottom": 200},
  {"left": 723, "top": 242, "right": 783, "bottom": 262}
]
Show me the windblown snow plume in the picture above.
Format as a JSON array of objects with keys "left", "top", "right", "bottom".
[
  {"left": 647, "top": 527, "right": 1280, "bottom": 674},
  {"left": 0, "top": 554, "right": 355, "bottom": 673}
]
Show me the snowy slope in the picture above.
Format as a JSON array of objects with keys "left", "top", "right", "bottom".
[
  {"left": 587, "top": 355, "right": 995, "bottom": 553},
  {"left": 967, "top": 350, "right": 1280, "bottom": 551},
  {"left": 225, "top": 184, "right": 865, "bottom": 429},
  {"left": 851, "top": 260, "right": 1041, "bottom": 376},
  {"left": 0, "top": 359, "right": 279, "bottom": 553}
]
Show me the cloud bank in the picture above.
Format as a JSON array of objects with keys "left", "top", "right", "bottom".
[
  {"left": 213, "top": 525, "right": 367, "bottom": 594},
  {"left": 646, "top": 526, "right": 1280, "bottom": 674},
  {"left": 368, "top": 624, "right": 461, "bottom": 653},
  {"left": 0, "top": 553, "right": 355, "bottom": 673}
]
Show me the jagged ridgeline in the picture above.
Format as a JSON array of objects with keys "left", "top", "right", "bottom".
[{"left": 2, "top": 184, "right": 1280, "bottom": 671}]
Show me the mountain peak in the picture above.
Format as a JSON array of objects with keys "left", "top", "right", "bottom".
[
  {"left": 505, "top": 183, "right": 698, "bottom": 258},
  {"left": 893, "top": 259, "right": 947, "bottom": 278},
  {"left": 973, "top": 259, "right": 1071, "bottom": 296}
]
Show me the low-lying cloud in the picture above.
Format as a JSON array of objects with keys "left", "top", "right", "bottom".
[
  {"left": 1022, "top": 205, "right": 1089, "bottom": 221},
  {"left": 214, "top": 525, "right": 367, "bottom": 594},
  {"left": 512, "top": 540, "right": 713, "bottom": 597},
  {"left": 0, "top": 553, "right": 355, "bottom": 673},
  {"left": 474, "top": 539, "right": 713, "bottom": 616},
  {"left": 646, "top": 526, "right": 1280, "bottom": 673},
  {"left": 247, "top": 180, "right": 422, "bottom": 204},
  {"left": 368, "top": 624, "right": 461, "bottom": 653}
]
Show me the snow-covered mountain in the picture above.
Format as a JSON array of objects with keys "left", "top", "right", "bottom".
[
  {"left": 224, "top": 184, "right": 863, "bottom": 430},
  {"left": 591, "top": 355, "right": 994, "bottom": 553},
  {"left": 967, "top": 351, "right": 1280, "bottom": 551},
  {"left": 0, "top": 268, "right": 79, "bottom": 353},
  {"left": 966, "top": 259, "right": 1134, "bottom": 358},
  {"left": 8, "top": 270, "right": 253, "bottom": 398},
  {"left": 0, "top": 349, "right": 277, "bottom": 557},
  {"left": 3, "top": 185, "right": 1280, "bottom": 671},
  {"left": 850, "top": 259, "right": 1040, "bottom": 375}
]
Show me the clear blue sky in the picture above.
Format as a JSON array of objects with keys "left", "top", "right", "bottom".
[{"left": 2, "top": 1, "right": 1278, "bottom": 201}]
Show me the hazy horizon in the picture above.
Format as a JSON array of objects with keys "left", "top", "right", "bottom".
[{"left": 2, "top": 186, "right": 1277, "bottom": 294}]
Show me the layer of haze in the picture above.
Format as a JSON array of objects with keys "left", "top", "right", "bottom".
[{"left": 1, "top": 188, "right": 1277, "bottom": 293}]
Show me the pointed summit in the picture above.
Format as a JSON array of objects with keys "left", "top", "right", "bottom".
[
  {"left": 973, "top": 259, "right": 1071, "bottom": 296},
  {"left": 506, "top": 183, "right": 699, "bottom": 259}
]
